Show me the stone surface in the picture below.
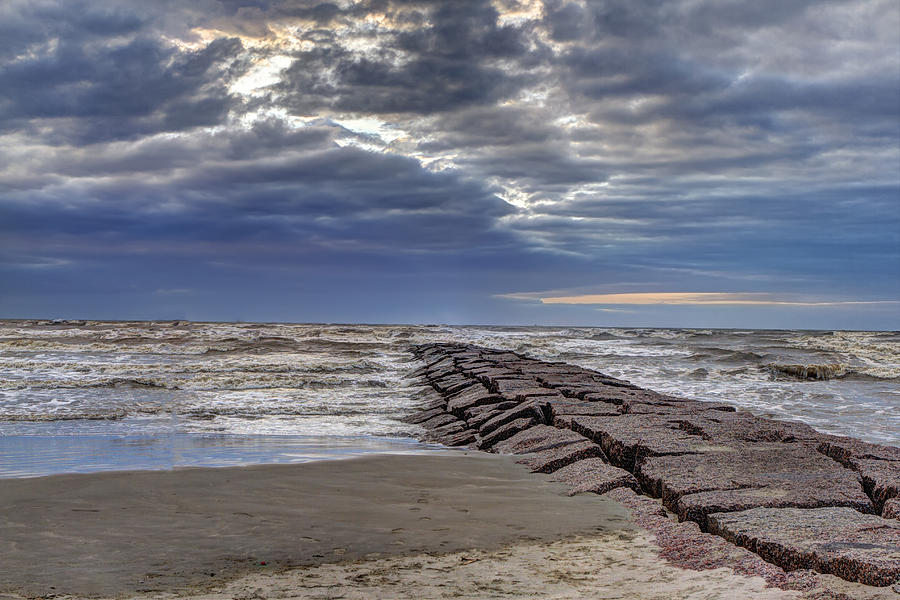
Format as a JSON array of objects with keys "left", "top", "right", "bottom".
[
  {"left": 620, "top": 400, "right": 737, "bottom": 416},
  {"left": 480, "top": 352, "right": 522, "bottom": 362},
  {"left": 456, "top": 360, "right": 493, "bottom": 370},
  {"left": 525, "top": 366, "right": 591, "bottom": 378},
  {"left": 425, "top": 365, "right": 456, "bottom": 382},
  {"left": 431, "top": 374, "right": 477, "bottom": 395},
  {"left": 513, "top": 387, "right": 563, "bottom": 401},
  {"left": 554, "top": 384, "right": 612, "bottom": 398},
  {"left": 675, "top": 412, "right": 822, "bottom": 444},
  {"left": 445, "top": 386, "right": 502, "bottom": 416},
  {"left": 421, "top": 412, "right": 460, "bottom": 430},
  {"left": 882, "top": 498, "right": 900, "bottom": 520},
  {"left": 550, "top": 459, "right": 640, "bottom": 496},
  {"left": 595, "top": 377, "right": 641, "bottom": 389},
  {"left": 570, "top": 415, "right": 713, "bottom": 470},
  {"left": 431, "top": 429, "right": 478, "bottom": 447},
  {"left": 400, "top": 406, "right": 446, "bottom": 425},
  {"left": 423, "top": 356, "right": 454, "bottom": 371},
  {"left": 707, "top": 507, "right": 900, "bottom": 587},
  {"left": 637, "top": 445, "right": 873, "bottom": 522},
  {"left": 466, "top": 407, "right": 505, "bottom": 430},
  {"left": 517, "top": 440, "right": 606, "bottom": 474},
  {"left": 545, "top": 400, "right": 621, "bottom": 419},
  {"left": 494, "top": 379, "right": 544, "bottom": 396},
  {"left": 636, "top": 446, "right": 875, "bottom": 526},
  {"left": 605, "top": 488, "right": 892, "bottom": 598},
  {"left": 475, "top": 368, "right": 521, "bottom": 383},
  {"left": 423, "top": 419, "right": 467, "bottom": 441},
  {"left": 580, "top": 387, "right": 660, "bottom": 405},
  {"left": 478, "top": 400, "right": 547, "bottom": 436},
  {"left": 552, "top": 414, "right": 582, "bottom": 429},
  {"left": 818, "top": 437, "right": 900, "bottom": 467},
  {"left": 479, "top": 417, "right": 537, "bottom": 450},
  {"left": 677, "top": 482, "right": 874, "bottom": 529},
  {"left": 464, "top": 365, "right": 505, "bottom": 376},
  {"left": 538, "top": 374, "right": 598, "bottom": 387},
  {"left": 416, "top": 396, "right": 447, "bottom": 412},
  {"left": 855, "top": 459, "right": 900, "bottom": 513},
  {"left": 491, "top": 425, "right": 588, "bottom": 455},
  {"left": 463, "top": 401, "right": 518, "bottom": 421},
  {"left": 576, "top": 383, "right": 652, "bottom": 398},
  {"left": 410, "top": 342, "right": 900, "bottom": 592}
]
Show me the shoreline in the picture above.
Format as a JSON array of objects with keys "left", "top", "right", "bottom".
[
  {"left": 0, "top": 452, "right": 823, "bottom": 600},
  {"left": 1, "top": 452, "right": 635, "bottom": 597},
  {"left": 0, "top": 433, "right": 446, "bottom": 479}
]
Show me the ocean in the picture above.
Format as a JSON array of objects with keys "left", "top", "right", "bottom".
[{"left": 1, "top": 320, "right": 897, "bottom": 477}]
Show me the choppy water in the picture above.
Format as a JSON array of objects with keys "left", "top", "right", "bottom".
[{"left": 1, "top": 320, "right": 897, "bottom": 477}]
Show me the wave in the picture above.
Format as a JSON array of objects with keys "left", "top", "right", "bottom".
[
  {"left": 0, "top": 357, "right": 384, "bottom": 376},
  {"left": 766, "top": 363, "right": 899, "bottom": 381},
  {"left": 178, "top": 406, "right": 372, "bottom": 418},
  {"left": 692, "top": 346, "right": 768, "bottom": 363},
  {"left": 3, "top": 373, "right": 392, "bottom": 392},
  {"left": 200, "top": 336, "right": 302, "bottom": 354},
  {"left": 0, "top": 334, "right": 325, "bottom": 355},
  {"left": 91, "top": 377, "right": 172, "bottom": 389},
  {"left": 785, "top": 331, "right": 900, "bottom": 365},
  {"left": 687, "top": 368, "right": 709, "bottom": 380},
  {"left": 769, "top": 363, "right": 848, "bottom": 380},
  {"left": 0, "top": 377, "right": 178, "bottom": 391},
  {"left": 0, "top": 338, "right": 218, "bottom": 354},
  {"left": 1, "top": 408, "right": 128, "bottom": 421},
  {"left": 588, "top": 332, "right": 621, "bottom": 341},
  {"left": 612, "top": 328, "right": 717, "bottom": 340}
]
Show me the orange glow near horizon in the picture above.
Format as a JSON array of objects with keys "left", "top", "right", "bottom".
[{"left": 537, "top": 293, "right": 898, "bottom": 307}]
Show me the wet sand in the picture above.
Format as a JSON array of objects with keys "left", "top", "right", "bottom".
[{"left": 0, "top": 453, "right": 802, "bottom": 599}]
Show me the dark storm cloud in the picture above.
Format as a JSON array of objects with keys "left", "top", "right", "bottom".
[
  {"left": 275, "top": 0, "right": 539, "bottom": 115},
  {"left": 543, "top": 0, "right": 836, "bottom": 42},
  {"left": 1, "top": 121, "right": 516, "bottom": 261},
  {"left": 0, "top": 1, "right": 248, "bottom": 144},
  {"left": 422, "top": 106, "right": 562, "bottom": 149},
  {"left": 0, "top": 0, "right": 897, "bottom": 326},
  {"left": 413, "top": 106, "right": 605, "bottom": 190},
  {"left": 562, "top": 46, "right": 730, "bottom": 99},
  {"left": 0, "top": 2, "right": 144, "bottom": 61}
]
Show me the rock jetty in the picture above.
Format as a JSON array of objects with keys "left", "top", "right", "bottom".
[{"left": 405, "top": 343, "right": 900, "bottom": 590}]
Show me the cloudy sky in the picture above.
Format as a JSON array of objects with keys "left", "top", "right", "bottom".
[{"left": 1, "top": 0, "right": 898, "bottom": 329}]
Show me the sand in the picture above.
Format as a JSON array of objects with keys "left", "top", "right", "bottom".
[
  {"left": 138, "top": 534, "right": 800, "bottom": 600},
  {"left": 0, "top": 453, "right": 802, "bottom": 599}
]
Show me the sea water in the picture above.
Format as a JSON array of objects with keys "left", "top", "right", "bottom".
[{"left": 1, "top": 320, "right": 897, "bottom": 477}]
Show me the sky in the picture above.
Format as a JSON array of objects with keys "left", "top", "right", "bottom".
[{"left": 1, "top": 0, "right": 898, "bottom": 329}]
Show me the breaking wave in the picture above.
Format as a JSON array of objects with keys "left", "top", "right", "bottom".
[
  {"left": 1, "top": 374, "right": 393, "bottom": 391},
  {"left": 768, "top": 363, "right": 848, "bottom": 380},
  {"left": 1, "top": 408, "right": 128, "bottom": 421},
  {"left": 2, "top": 320, "right": 898, "bottom": 446},
  {"left": 695, "top": 347, "right": 769, "bottom": 363},
  {"left": 767, "top": 363, "right": 899, "bottom": 381},
  {"left": 0, "top": 377, "right": 176, "bottom": 391}
]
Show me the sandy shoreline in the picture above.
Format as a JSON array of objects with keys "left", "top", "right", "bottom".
[
  {"left": 133, "top": 534, "right": 799, "bottom": 600},
  {"left": 0, "top": 452, "right": 812, "bottom": 599}
]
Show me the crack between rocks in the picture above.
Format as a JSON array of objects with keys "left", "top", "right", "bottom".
[{"left": 814, "top": 445, "right": 883, "bottom": 516}]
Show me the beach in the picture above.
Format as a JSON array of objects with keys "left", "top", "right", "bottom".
[
  {"left": 0, "top": 453, "right": 820, "bottom": 600},
  {"left": 1, "top": 324, "right": 898, "bottom": 599}
]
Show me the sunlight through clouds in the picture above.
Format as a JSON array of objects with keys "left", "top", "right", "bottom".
[{"left": 0, "top": 0, "right": 896, "bottom": 327}]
